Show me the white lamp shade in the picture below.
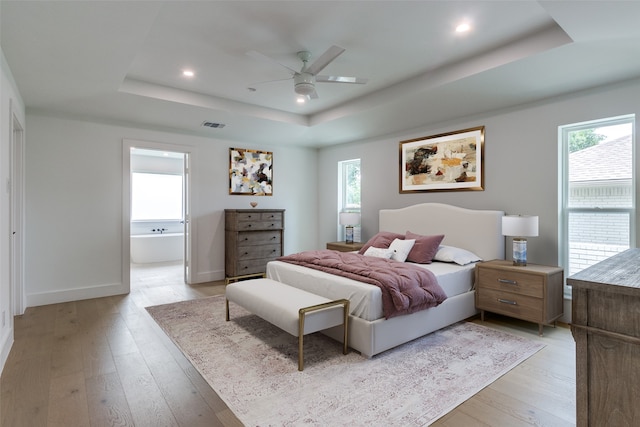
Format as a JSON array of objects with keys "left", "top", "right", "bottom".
[
  {"left": 339, "top": 212, "right": 361, "bottom": 226},
  {"left": 502, "top": 215, "right": 539, "bottom": 237}
]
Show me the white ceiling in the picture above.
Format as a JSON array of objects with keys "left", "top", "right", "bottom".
[{"left": 3, "top": 1, "right": 640, "bottom": 148}]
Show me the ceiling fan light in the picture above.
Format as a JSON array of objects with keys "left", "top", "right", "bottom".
[
  {"left": 295, "top": 82, "right": 315, "bottom": 95},
  {"left": 294, "top": 72, "right": 316, "bottom": 95}
]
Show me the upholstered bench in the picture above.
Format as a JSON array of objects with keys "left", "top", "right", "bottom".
[{"left": 225, "top": 278, "right": 350, "bottom": 371}]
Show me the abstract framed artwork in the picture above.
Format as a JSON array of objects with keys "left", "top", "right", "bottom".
[
  {"left": 399, "top": 126, "right": 484, "bottom": 193},
  {"left": 229, "top": 148, "right": 273, "bottom": 195}
]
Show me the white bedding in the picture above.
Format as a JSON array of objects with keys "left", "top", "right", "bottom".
[{"left": 266, "top": 259, "right": 476, "bottom": 322}]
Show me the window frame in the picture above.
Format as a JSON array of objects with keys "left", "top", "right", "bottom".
[
  {"left": 559, "top": 114, "right": 636, "bottom": 295},
  {"left": 337, "top": 158, "right": 361, "bottom": 241}
]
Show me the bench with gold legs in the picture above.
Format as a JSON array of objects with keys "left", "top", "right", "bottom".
[{"left": 225, "top": 278, "right": 349, "bottom": 371}]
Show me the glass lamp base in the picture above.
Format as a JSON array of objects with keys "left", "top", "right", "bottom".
[
  {"left": 512, "top": 238, "right": 528, "bottom": 266},
  {"left": 345, "top": 226, "right": 354, "bottom": 244}
]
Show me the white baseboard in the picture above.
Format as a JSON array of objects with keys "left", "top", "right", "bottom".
[
  {"left": 192, "top": 268, "right": 225, "bottom": 284},
  {"left": 26, "top": 282, "right": 128, "bottom": 308},
  {"left": 0, "top": 327, "right": 14, "bottom": 377}
]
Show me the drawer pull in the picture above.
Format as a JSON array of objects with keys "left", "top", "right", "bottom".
[
  {"left": 498, "top": 278, "right": 517, "bottom": 285},
  {"left": 498, "top": 298, "right": 517, "bottom": 305},
  {"left": 244, "top": 252, "right": 249, "bottom": 255},
  {"left": 247, "top": 224, "right": 252, "bottom": 228}
]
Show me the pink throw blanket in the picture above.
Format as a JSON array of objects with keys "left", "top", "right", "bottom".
[{"left": 277, "top": 250, "right": 447, "bottom": 319}]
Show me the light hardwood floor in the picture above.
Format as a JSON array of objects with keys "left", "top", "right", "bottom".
[{"left": 1, "top": 262, "right": 576, "bottom": 426}]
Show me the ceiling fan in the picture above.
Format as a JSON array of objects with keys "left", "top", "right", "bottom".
[{"left": 247, "top": 45, "right": 368, "bottom": 99}]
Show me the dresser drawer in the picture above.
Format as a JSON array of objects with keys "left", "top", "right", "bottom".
[
  {"left": 235, "top": 219, "right": 283, "bottom": 231},
  {"left": 226, "top": 211, "right": 284, "bottom": 231},
  {"left": 237, "top": 230, "right": 281, "bottom": 246},
  {"left": 236, "top": 257, "right": 278, "bottom": 275},
  {"left": 477, "top": 268, "right": 543, "bottom": 298},
  {"left": 260, "top": 211, "right": 283, "bottom": 222},
  {"left": 476, "top": 288, "right": 544, "bottom": 323},
  {"left": 236, "top": 243, "right": 281, "bottom": 260}
]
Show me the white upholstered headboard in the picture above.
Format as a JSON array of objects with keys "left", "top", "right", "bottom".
[{"left": 379, "top": 203, "right": 505, "bottom": 262}]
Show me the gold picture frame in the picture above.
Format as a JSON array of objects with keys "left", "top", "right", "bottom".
[
  {"left": 229, "top": 147, "right": 273, "bottom": 195},
  {"left": 399, "top": 126, "right": 484, "bottom": 193}
]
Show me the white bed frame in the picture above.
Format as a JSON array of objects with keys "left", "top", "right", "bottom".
[{"left": 275, "top": 203, "right": 505, "bottom": 358}]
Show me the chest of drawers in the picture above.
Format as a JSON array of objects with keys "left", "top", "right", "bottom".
[
  {"left": 475, "top": 259, "right": 564, "bottom": 335},
  {"left": 225, "top": 209, "right": 284, "bottom": 283},
  {"left": 568, "top": 249, "right": 640, "bottom": 427}
]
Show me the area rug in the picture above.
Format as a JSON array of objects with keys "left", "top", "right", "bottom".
[{"left": 146, "top": 295, "right": 544, "bottom": 426}]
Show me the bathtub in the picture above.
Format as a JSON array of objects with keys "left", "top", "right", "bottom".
[{"left": 130, "top": 233, "right": 184, "bottom": 264}]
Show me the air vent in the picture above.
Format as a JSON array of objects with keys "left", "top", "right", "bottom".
[{"left": 202, "top": 121, "right": 226, "bottom": 129}]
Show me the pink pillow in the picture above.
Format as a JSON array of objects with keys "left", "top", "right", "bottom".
[
  {"left": 405, "top": 232, "right": 445, "bottom": 264},
  {"left": 358, "top": 231, "right": 405, "bottom": 255}
]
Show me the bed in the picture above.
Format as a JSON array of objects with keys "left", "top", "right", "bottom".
[{"left": 266, "top": 203, "right": 505, "bottom": 358}]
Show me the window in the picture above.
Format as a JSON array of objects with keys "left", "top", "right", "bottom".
[
  {"left": 338, "top": 159, "right": 361, "bottom": 240},
  {"left": 131, "top": 172, "right": 183, "bottom": 220},
  {"left": 559, "top": 115, "right": 635, "bottom": 294}
]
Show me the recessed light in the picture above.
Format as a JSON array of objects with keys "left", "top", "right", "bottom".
[
  {"left": 297, "top": 96, "right": 306, "bottom": 104},
  {"left": 455, "top": 22, "right": 471, "bottom": 33},
  {"left": 182, "top": 70, "right": 195, "bottom": 77}
]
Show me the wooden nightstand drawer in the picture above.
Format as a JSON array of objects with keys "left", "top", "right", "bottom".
[
  {"left": 326, "top": 241, "right": 364, "bottom": 252},
  {"left": 476, "top": 288, "right": 544, "bottom": 323},
  {"left": 477, "top": 268, "right": 543, "bottom": 298}
]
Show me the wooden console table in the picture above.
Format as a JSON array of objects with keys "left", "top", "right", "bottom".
[{"left": 567, "top": 248, "right": 640, "bottom": 427}]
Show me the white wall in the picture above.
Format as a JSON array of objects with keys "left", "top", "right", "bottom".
[
  {"left": 24, "top": 114, "right": 318, "bottom": 306},
  {"left": 318, "top": 78, "right": 640, "bottom": 321},
  {"left": 0, "top": 49, "right": 26, "bottom": 372}
]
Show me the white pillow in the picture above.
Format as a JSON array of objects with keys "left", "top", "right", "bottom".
[
  {"left": 434, "top": 245, "right": 482, "bottom": 265},
  {"left": 388, "top": 238, "right": 416, "bottom": 262},
  {"left": 363, "top": 246, "right": 394, "bottom": 259}
]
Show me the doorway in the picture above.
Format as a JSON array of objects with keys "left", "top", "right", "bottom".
[
  {"left": 10, "top": 103, "right": 25, "bottom": 316},
  {"left": 122, "top": 139, "right": 194, "bottom": 292}
]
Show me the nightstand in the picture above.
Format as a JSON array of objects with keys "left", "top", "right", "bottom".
[
  {"left": 326, "top": 241, "right": 364, "bottom": 252},
  {"left": 475, "top": 259, "right": 564, "bottom": 335}
]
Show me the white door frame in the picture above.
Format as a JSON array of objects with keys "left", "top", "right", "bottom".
[
  {"left": 10, "top": 101, "right": 25, "bottom": 316},
  {"left": 122, "top": 139, "right": 196, "bottom": 290},
  {"left": 183, "top": 153, "right": 192, "bottom": 284}
]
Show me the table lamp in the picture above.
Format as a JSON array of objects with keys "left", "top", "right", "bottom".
[
  {"left": 502, "top": 215, "right": 539, "bottom": 266},
  {"left": 339, "top": 212, "right": 361, "bottom": 244}
]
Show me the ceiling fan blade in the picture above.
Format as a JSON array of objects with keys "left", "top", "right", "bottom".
[
  {"left": 308, "top": 89, "right": 319, "bottom": 99},
  {"left": 305, "top": 45, "right": 345, "bottom": 75},
  {"left": 246, "top": 50, "right": 299, "bottom": 75},
  {"left": 316, "top": 75, "right": 368, "bottom": 85},
  {"left": 246, "top": 77, "right": 292, "bottom": 91}
]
